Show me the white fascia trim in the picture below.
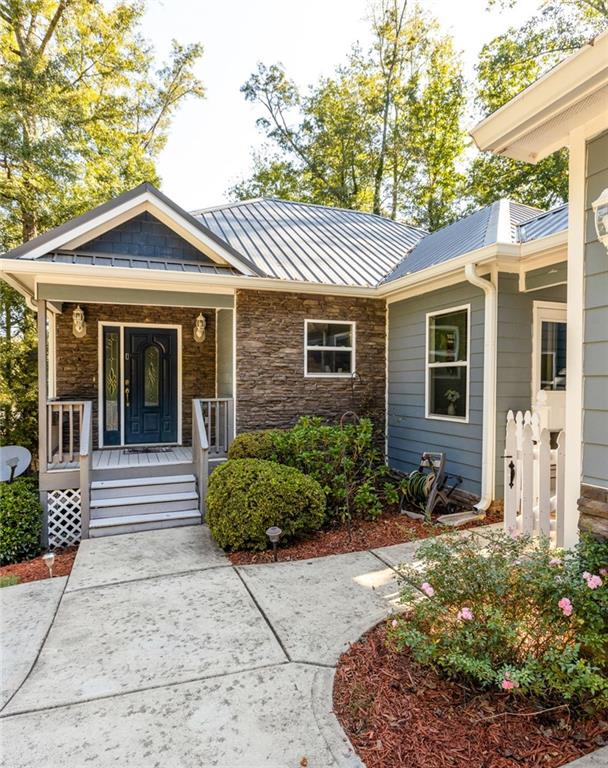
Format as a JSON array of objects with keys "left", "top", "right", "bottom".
[
  {"left": 379, "top": 243, "right": 518, "bottom": 300},
  {"left": 1, "top": 272, "right": 37, "bottom": 311},
  {"left": 471, "top": 30, "right": 608, "bottom": 158},
  {"left": 13, "top": 190, "right": 258, "bottom": 277},
  {"left": 1, "top": 259, "right": 378, "bottom": 299},
  {"left": 464, "top": 263, "right": 498, "bottom": 512}
]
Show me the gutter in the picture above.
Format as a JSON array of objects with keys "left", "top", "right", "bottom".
[{"left": 464, "top": 263, "right": 498, "bottom": 512}]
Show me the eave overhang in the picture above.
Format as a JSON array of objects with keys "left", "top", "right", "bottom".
[{"left": 470, "top": 30, "right": 608, "bottom": 163}]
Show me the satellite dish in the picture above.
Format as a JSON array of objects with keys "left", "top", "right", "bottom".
[{"left": 0, "top": 446, "right": 32, "bottom": 482}]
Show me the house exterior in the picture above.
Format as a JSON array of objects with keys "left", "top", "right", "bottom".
[
  {"left": 472, "top": 28, "right": 608, "bottom": 544},
  {"left": 1, "top": 180, "right": 571, "bottom": 546},
  {"left": 4, "top": 32, "right": 605, "bottom": 548}
]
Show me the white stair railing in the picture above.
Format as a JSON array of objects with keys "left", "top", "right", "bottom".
[
  {"left": 192, "top": 399, "right": 210, "bottom": 515},
  {"left": 504, "top": 409, "right": 565, "bottom": 547},
  {"left": 201, "top": 398, "right": 234, "bottom": 455}
]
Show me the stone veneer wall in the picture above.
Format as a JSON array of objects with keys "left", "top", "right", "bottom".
[
  {"left": 54, "top": 303, "right": 216, "bottom": 447},
  {"left": 579, "top": 485, "right": 608, "bottom": 541},
  {"left": 234, "top": 289, "right": 386, "bottom": 433}
]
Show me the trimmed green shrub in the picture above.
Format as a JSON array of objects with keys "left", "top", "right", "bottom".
[
  {"left": 0, "top": 478, "right": 43, "bottom": 566},
  {"left": 271, "top": 416, "right": 396, "bottom": 523},
  {"left": 227, "top": 429, "right": 283, "bottom": 461},
  {"left": 207, "top": 458, "right": 326, "bottom": 550},
  {"left": 390, "top": 531, "right": 608, "bottom": 712},
  {"left": 0, "top": 575, "right": 19, "bottom": 588}
]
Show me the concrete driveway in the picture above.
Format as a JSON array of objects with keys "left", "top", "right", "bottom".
[{"left": 0, "top": 526, "right": 410, "bottom": 768}]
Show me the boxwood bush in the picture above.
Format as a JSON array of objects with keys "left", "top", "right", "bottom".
[
  {"left": 390, "top": 531, "right": 608, "bottom": 711},
  {"left": 227, "top": 429, "right": 283, "bottom": 461},
  {"left": 0, "top": 478, "right": 43, "bottom": 565},
  {"left": 228, "top": 417, "right": 397, "bottom": 523},
  {"left": 207, "top": 458, "right": 326, "bottom": 550}
]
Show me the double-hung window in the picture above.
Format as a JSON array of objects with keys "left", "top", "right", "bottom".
[
  {"left": 305, "top": 320, "right": 355, "bottom": 376},
  {"left": 426, "top": 305, "right": 469, "bottom": 421}
]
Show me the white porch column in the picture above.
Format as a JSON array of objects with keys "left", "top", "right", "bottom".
[
  {"left": 563, "top": 129, "right": 586, "bottom": 548},
  {"left": 37, "top": 299, "right": 48, "bottom": 546}
]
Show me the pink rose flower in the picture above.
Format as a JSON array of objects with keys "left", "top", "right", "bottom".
[
  {"left": 421, "top": 582, "right": 435, "bottom": 597},
  {"left": 549, "top": 557, "right": 562, "bottom": 566},
  {"left": 501, "top": 679, "right": 518, "bottom": 690},
  {"left": 391, "top": 619, "right": 398, "bottom": 628},
  {"left": 583, "top": 571, "right": 591, "bottom": 580},
  {"left": 457, "top": 607, "right": 474, "bottom": 621},
  {"left": 558, "top": 597, "right": 573, "bottom": 617},
  {"left": 599, "top": 568, "right": 607, "bottom": 577},
  {"left": 586, "top": 574, "right": 603, "bottom": 589}
]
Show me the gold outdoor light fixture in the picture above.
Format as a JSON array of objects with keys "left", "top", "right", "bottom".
[
  {"left": 193, "top": 313, "right": 206, "bottom": 343},
  {"left": 72, "top": 305, "right": 87, "bottom": 338}
]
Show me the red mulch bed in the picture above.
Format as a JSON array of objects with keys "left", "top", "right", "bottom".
[
  {"left": 334, "top": 622, "right": 608, "bottom": 768},
  {"left": 0, "top": 545, "right": 78, "bottom": 585},
  {"left": 228, "top": 507, "right": 502, "bottom": 565}
]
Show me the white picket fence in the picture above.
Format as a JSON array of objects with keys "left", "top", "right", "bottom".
[{"left": 503, "top": 410, "right": 565, "bottom": 547}]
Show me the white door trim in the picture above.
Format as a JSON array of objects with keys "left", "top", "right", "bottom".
[
  {"left": 531, "top": 301, "right": 567, "bottom": 400},
  {"left": 97, "top": 321, "right": 183, "bottom": 448}
]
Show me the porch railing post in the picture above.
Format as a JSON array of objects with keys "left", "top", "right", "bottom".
[
  {"left": 192, "top": 399, "right": 209, "bottom": 517},
  {"left": 37, "top": 300, "right": 48, "bottom": 546},
  {"left": 79, "top": 402, "right": 92, "bottom": 539}
]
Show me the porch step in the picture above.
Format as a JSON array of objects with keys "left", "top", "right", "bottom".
[
  {"left": 91, "top": 474, "right": 197, "bottom": 500},
  {"left": 89, "top": 509, "right": 201, "bottom": 538},
  {"left": 90, "top": 490, "right": 199, "bottom": 519}
]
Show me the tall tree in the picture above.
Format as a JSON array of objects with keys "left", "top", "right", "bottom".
[
  {"left": 0, "top": 0, "right": 204, "bottom": 247},
  {"left": 232, "top": 2, "right": 466, "bottom": 230},
  {"left": 0, "top": 0, "right": 204, "bottom": 455},
  {"left": 467, "top": 0, "right": 607, "bottom": 209}
]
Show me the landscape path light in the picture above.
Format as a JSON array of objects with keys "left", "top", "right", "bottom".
[{"left": 265, "top": 526, "right": 282, "bottom": 562}]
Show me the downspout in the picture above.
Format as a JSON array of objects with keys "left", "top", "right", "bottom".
[{"left": 464, "top": 263, "right": 498, "bottom": 512}]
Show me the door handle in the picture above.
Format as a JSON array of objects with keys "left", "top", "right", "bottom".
[{"left": 124, "top": 379, "right": 130, "bottom": 408}]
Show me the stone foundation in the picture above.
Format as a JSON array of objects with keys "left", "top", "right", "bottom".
[
  {"left": 235, "top": 289, "right": 386, "bottom": 433},
  {"left": 578, "top": 484, "right": 608, "bottom": 541}
]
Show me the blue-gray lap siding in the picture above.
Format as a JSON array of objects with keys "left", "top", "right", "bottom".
[
  {"left": 583, "top": 130, "right": 608, "bottom": 489},
  {"left": 387, "top": 282, "right": 485, "bottom": 496},
  {"left": 495, "top": 274, "right": 567, "bottom": 494}
]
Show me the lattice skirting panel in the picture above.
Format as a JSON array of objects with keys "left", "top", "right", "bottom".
[{"left": 47, "top": 489, "right": 82, "bottom": 548}]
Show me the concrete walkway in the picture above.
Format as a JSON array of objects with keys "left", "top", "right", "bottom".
[{"left": 1, "top": 524, "right": 606, "bottom": 768}]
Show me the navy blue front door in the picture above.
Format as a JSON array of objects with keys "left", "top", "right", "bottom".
[{"left": 124, "top": 328, "right": 178, "bottom": 444}]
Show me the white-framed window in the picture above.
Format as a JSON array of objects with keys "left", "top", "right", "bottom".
[
  {"left": 304, "top": 319, "right": 355, "bottom": 377},
  {"left": 425, "top": 305, "right": 470, "bottom": 422}
]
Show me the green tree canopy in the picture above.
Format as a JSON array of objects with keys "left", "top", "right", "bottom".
[
  {"left": 0, "top": 0, "right": 204, "bottom": 249},
  {"left": 0, "top": 0, "right": 204, "bottom": 456},
  {"left": 466, "top": 0, "right": 608, "bottom": 209},
  {"left": 231, "top": 1, "right": 466, "bottom": 231}
]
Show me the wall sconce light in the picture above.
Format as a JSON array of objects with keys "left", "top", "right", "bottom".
[
  {"left": 72, "top": 305, "right": 87, "bottom": 338},
  {"left": 193, "top": 313, "right": 206, "bottom": 343},
  {"left": 593, "top": 187, "right": 608, "bottom": 251}
]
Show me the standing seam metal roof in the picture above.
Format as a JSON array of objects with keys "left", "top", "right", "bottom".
[
  {"left": 194, "top": 198, "right": 426, "bottom": 288},
  {"left": 381, "top": 199, "right": 558, "bottom": 283}
]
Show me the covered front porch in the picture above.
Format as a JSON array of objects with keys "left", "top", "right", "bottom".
[{"left": 35, "top": 283, "right": 236, "bottom": 545}]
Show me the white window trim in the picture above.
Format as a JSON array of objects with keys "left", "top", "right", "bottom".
[
  {"left": 531, "top": 300, "right": 567, "bottom": 400},
  {"left": 304, "top": 319, "right": 356, "bottom": 378},
  {"left": 425, "top": 304, "right": 470, "bottom": 424},
  {"left": 97, "top": 321, "right": 183, "bottom": 448}
]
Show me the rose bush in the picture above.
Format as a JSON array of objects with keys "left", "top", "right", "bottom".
[{"left": 390, "top": 531, "right": 608, "bottom": 711}]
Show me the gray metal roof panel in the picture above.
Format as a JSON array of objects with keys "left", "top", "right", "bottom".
[
  {"left": 382, "top": 199, "right": 548, "bottom": 283},
  {"left": 517, "top": 204, "right": 568, "bottom": 242},
  {"left": 195, "top": 198, "right": 426, "bottom": 287},
  {"left": 38, "top": 251, "right": 241, "bottom": 276}
]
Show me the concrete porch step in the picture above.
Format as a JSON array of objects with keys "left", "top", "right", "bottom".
[
  {"left": 91, "top": 474, "right": 197, "bottom": 500},
  {"left": 90, "top": 491, "right": 199, "bottom": 519},
  {"left": 89, "top": 509, "right": 201, "bottom": 537}
]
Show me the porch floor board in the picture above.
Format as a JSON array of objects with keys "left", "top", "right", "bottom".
[{"left": 47, "top": 446, "right": 194, "bottom": 472}]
